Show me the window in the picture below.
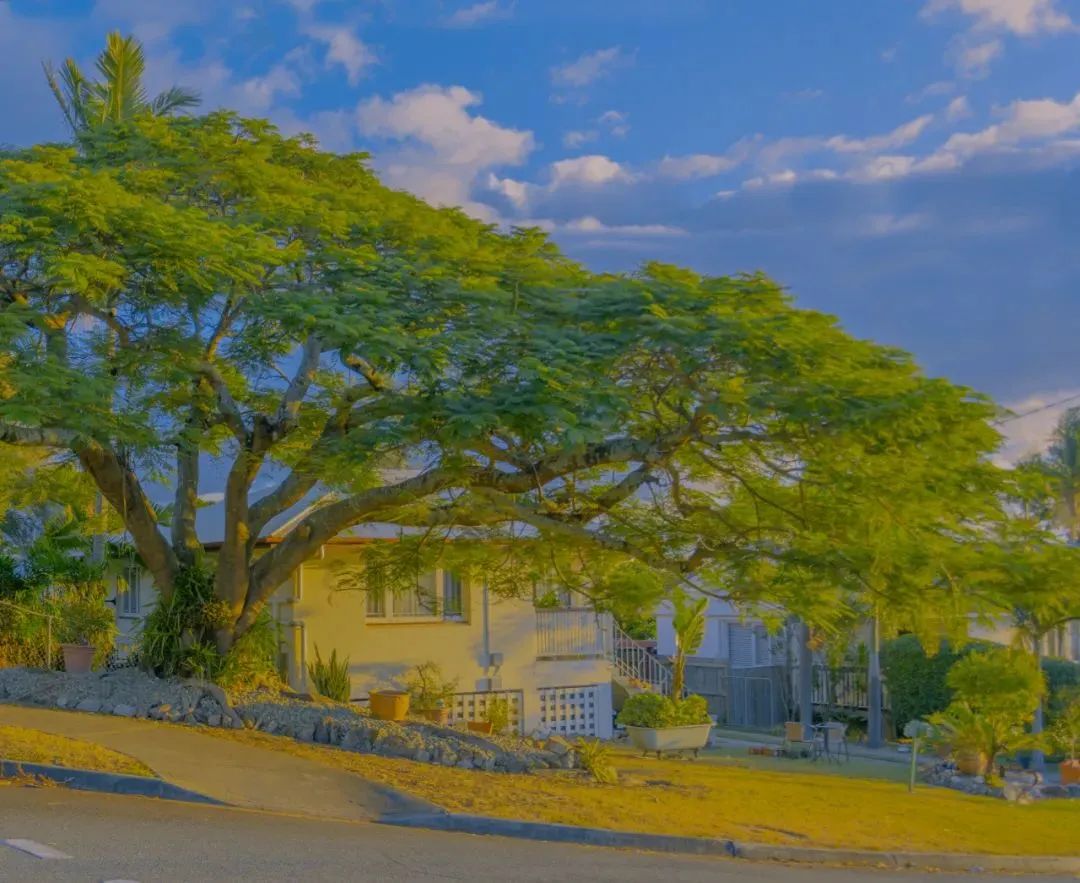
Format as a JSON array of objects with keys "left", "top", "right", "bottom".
[
  {"left": 118, "top": 565, "right": 142, "bottom": 618},
  {"left": 443, "top": 571, "right": 463, "bottom": 619},
  {"left": 395, "top": 571, "right": 437, "bottom": 617},
  {"left": 364, "top": 566, "right": 386, "bottom": 618},
  {"left": 364, "top": 568, "right": 466, "bottom": 622}
]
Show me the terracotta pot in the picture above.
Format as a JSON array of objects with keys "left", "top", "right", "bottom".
[
  {"left": 421, "top": 707, "right": 451, "bottom": 726},
  {"left": 1061, "top": 759, "right": 1080, "bottom": 786},
  {"left": 369, "top": 690, "right": 410, "bottom": 721},
  {"left": 955, "top": 750, "right": 988, "bottom": 776},
  {"left": 61, "top": 643, "right": 95, "bottom": 674},
  {"left": 467, "top": 720, "right": 494, "bottom": 735}
]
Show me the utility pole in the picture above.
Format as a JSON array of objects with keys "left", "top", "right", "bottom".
[
  {"left": 798, "top": 620, "right": 813, "bottom": 741},
  {"left": 868, "top": 612, "right": 884, "bottom": 748}
]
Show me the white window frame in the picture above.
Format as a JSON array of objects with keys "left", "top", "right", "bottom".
[
  {"left": 118, "top": 565, "right": 142, "bottom": 619},
  {"left": 365, "top": 568, "right": 467, "bottom": 624}
]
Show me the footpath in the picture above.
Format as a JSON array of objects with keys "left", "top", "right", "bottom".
[{"left": 0, "top": 704, "right": 435, "bottom": 820}]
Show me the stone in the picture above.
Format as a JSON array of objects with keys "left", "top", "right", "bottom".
[
  {"left": 183, "top": 713, "right": 197, "bottom": 724},
  {"left": 207, "top": 713, "right": 222, "bottom": 728},
  {"left": 112, "top": 704, "right": 136, "bottom": 717},
  {"left": 75, "top": 698, "right": 102, "bottom": 713},
  {"left": 56, "top": 695, "right": 71, "bottom": 709},
  {"left": 546, "top": 737, "right": 570, "bottom": 756},
  {"left": 456, "top": 758, "right": 475, "bottom": 770},
  {"left": 1038, "top": 784, "right": 1069, "bottom": 799},
  {"left": 1066, "top": 784, "right": 1080, "bottom": 799},
  {"left": 415, "top": 749, "right": 432, "bottom": 764}
]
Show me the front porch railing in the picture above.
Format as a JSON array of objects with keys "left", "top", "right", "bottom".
[{"left": 535, "top": 608, "right": 612, "bottom": 659}]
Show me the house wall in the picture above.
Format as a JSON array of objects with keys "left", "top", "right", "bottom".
[
  {"left": 656, "top": 598, "right": 784, "bottom": 668},
  {"left": 280, "top": 546, "right": 613, "bottom": 737}
]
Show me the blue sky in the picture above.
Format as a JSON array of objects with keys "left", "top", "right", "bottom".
[{"left": 2, "top": 0, "right": 1079, "bottom": 458}]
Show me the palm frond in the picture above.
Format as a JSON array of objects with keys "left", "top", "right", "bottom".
[
  {"left": 42, "top": 59, "right": 91, "bottom": 134},
  {"left": 94, "top": 31, "right": 150, "bottom": 124},
  {"left": 149, "top": 86, "right": 201, "bottom": 117}
]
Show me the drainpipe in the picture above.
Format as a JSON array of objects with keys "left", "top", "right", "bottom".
[{"left": 482, "top": 579, "right": 491, "bottom": 669}]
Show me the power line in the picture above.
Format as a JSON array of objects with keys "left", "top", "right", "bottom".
[{"left": 994, "top": 392, "right": 1080, "bottom": 426}]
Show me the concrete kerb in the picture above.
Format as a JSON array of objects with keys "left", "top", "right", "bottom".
[
  {"left": 380, "top": 813, "right": 1080, "bottom": 875},
  {"left": 0, "top": 758, "right": 224, "bottom": 806}
]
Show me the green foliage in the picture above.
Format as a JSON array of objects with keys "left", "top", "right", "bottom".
[
  {"left": 483, "top": 697, "right": 512, "bottom": 734},
  {"left": 575, "top": 738, "right": 618, "bottom": 784},
  {"left": 0, "top": 106, "right": 1013, "bottom": 655},
  {"left": 616, "top": 692, "right": 712, "bottom": 728},
  {"left": 671, "top": 596, "right": 707, "bottom": 698},
  {"left": 881, "top": 635, "right": 988, "bottom": 728},
  {"left": 928, "top": 648, "right": 1045, "bottom": 767},
  {"left": 44, "top": 31, "right": 199, "bottom": 134},
  {"left": 1047, "top": 689, "right": 1080, "bottom": 760},
  {"left": 403, "top": 661, "right": 458, "bottom": 712},
  {"left": 1043, "top": 658, "right": 1080, "bottom": 722},
  {"left": 947, "top": 647, "right": 1046, "bottom": 717},
  {"left": 307, "top": 645, "right": 351, "bottom": 703}
]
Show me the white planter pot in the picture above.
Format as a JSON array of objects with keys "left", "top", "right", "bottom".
[{"left": 625, "top": 723, "right": 713, "bottom": 757}]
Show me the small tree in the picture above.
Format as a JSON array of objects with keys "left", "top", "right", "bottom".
[
  {"left": 1048, "top": 689, "right": 1080, "bottom": 762},
  {"left": 670, "top": 596, "right": 707, "bottom": 698},
  {"left": 929, "top": 648, "right": 1045, "bottom": 774}
]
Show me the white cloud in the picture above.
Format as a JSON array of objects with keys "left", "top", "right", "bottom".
[
  {"left": 658, "top": 152, "right": 742, "bottom": 179},
  {"left": 908, "top": 80, "right": 957, "bottom": 103},
  {"left": 955, "top": 37, "right": 1002, "bottom": 77},
  {"left": 443, "top": 1, "right": 512, "bottom": 28},
  {"left": 92, "top": 0, "right": 216, "bottom": 44},
  {"left": 487, "top": 173, "right": 531, "bottom": 209},
  {"left": 561, "top": 216, "right": 686, "bottom": 237},
  {"left": 563, "top": 130, "right": 597, "bottom": 148},
  {"left": 826, "top": 114, "right": 934, "bottom": 153},
  {"left": 598, "top": 109, "right": 630, "bottom": 137},
  {"left": 881, "top": 46, "right": 899, "bottom": 62},
  {"left": 922, "top": 0, "right": 1072, "bottom": 35},
  {"left": 939, "top": 91, "right": 1080, "bottom": 158},
  {"left": 945, "top": 96, "right": 973, "bottom": 121},
  {"left": 996, "top": 389, "right": 1080, "bottom": 464},
  {"left": 856, "top": 212, "right": 932, "bottom": 236},
  {"left": 549, "top": 154, "right": 634, "bottom": 186},
  {"left": 357, "top": 85, "right": 534, "bottom": 220},
  {"left": 550, "top": 47, "right": 628, "bottom": 88},
  {"left": 239, "top": 61, "right": 303, "bottom": 111},
  {"left": 359, "top": 85, "right": 532, "bottom": 167},
  {"left": 303, "top": 24, "right": 377, "bottom": 85}
]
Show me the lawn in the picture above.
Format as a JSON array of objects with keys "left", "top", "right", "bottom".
[
  {"left": 0, "top": 725, "right": 155, "bottom": 778},
  {"left": 209, "top": 728, "right": 1080, "bottom": 856}
]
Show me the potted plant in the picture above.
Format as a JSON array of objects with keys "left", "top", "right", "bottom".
[
  {"left": 616, "top": 692, "right": 713, "bottom": 758},
  {"left": 1048, "top": 691, "right": 1080, "bottom": 785},
  {"left": 369, "top": 688, "right": 411, "bottom": 721},
  {"left": 57, "top": 591, "right": 117, "bottom": 674},
  {"left": 404, "top": 661, "right": 458, "bottom": 725}
]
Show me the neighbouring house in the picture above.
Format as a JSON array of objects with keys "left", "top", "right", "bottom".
[{"left": 109, "top": 510, "right": 622, "bottom": 739}]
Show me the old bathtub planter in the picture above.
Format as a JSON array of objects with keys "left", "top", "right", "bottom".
[
  {"left": 626, "top": 722, "right": 713, "bottom": 758},
  {"left": 616, "top": 692, "right": 713, "bottom": 758}
]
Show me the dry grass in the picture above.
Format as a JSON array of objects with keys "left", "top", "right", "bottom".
[
  {"left": 0, "top": 725, "right": 155, "bottom": 778},
  {"left": 207, "top": 728, "right": 1080, "bottom": 856}
]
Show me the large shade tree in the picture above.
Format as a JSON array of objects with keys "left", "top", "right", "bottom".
[{"left": 0, "top": 113, "right": 1006, "bottom": 655}]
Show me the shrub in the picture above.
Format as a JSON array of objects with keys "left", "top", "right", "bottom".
[
  {"left": 576, "top": 738, "right": 618, "bottom": 784},
  {"left": 928, "top": 648, "right": 1045, "bottom": 770},
  {"left": 1047, "top": 688, "right": 1080, "bottom": 761},
  {"left": 880, "top": 635, "right": 989, "bottom": 729},
  {"left": 1044, "top": 658, "right": 1080, "bottom": 723},
  {"left": 307, "top": 645, "right": 351, "bottom": 703},
  {"left": 615, "top": 692, "right": 711, "bottom": 728},
  {"left": 404, "top": 661, "right": 458, "bottom": 712},
  {"left": 483, "top": 697, "right": 511, "bottom": 733},
  {"left": 138, "top": 567, "right": 280, "bottom": 691}
]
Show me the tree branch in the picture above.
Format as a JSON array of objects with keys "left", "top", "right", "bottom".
[{"left": 0, "top": 423, "right": 78, "bottom": 448}]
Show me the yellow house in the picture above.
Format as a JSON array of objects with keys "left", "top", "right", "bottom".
[{"left": 111, "top": 533, "right": 617, "bottom": 739}]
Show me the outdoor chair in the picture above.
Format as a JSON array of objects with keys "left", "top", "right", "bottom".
[
  {"left": 782, "top": 721, "right": 817, "bottom": 758},
  {"left": 820, "top": 721, "right": 850, "bottom": 763}
]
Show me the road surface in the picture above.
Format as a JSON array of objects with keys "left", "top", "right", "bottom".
[{"left": 0, "top": 786, "right": 1069, "bottom": 882}]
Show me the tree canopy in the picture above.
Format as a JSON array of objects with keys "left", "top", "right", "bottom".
[{"left": 0, "top": 112, "right": 1010, "bottom": 652}]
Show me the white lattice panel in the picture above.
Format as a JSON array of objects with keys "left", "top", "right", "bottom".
[
  {"left": 452, "top": 691, "right": 523, "bottom": 733},
  {"left": 537, "top": 685, "right": 601, "bottom": 737}
]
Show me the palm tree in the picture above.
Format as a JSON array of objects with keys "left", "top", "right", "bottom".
[
  {"left": 43, "top": 32, "right": 199, "bottom": 133},
  {"left": 1043, "top": 407, "right": 1080, "bottom": 542},
  {"left": 670, "top": 596, "right": 707, "bottom": 699}
]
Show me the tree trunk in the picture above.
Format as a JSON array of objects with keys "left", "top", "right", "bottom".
[
  {"left": 1031, "top": 633, "right": 1046, "bottom": 774},
  {"left": 798, "top": 621, "right": 813, "bottom": 741},
  {"left": 868, "top": 614, "right": 884, "bottom": 749}
]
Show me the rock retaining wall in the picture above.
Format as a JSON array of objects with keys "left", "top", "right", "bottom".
[{"left": 0, "top": 668, "right": 574, "bottom": 773}]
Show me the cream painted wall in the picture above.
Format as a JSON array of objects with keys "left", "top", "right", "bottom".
[{"left": 272, "top": 545, "right": 614, "bottom": 737}]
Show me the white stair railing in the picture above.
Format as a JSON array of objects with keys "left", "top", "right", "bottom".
[{"left": 610, "top": 621, "right": 672, "bottom": 694}]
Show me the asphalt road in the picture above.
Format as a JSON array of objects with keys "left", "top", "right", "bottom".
[{"left": 0, "top": 787, "right": 1070, "bottom": 883}]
